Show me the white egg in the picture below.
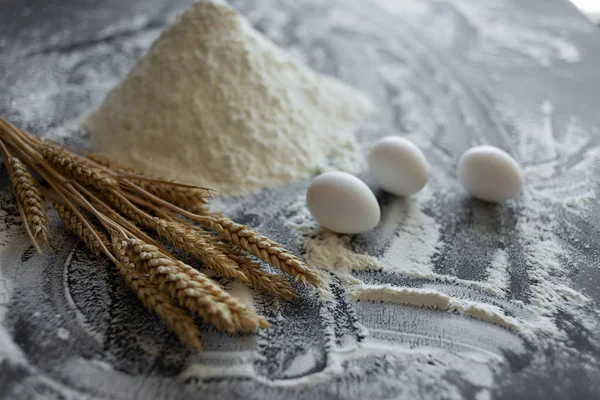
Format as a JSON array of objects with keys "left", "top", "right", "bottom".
[
  {"left": 457, "top": 145, "right": 524, "bottom": 203},
  {"left": 368, "top": 136, "right": 428, "bottom": 197},
  {"left": 306, "top": 171, "right": 380, "bottom": 234}
]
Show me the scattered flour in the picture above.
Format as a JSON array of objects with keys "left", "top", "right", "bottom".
[
  {"left": 348, "top": 284, "right": 520, "bottom": 333},
  {"left": 485, "top": 248, "right": 509, "bottom": 296},
  {"left": 377, "top": 0, "right": 583, "bottom": 67},
  {"left": 57, "top": 327, "right": 71, "bottom": 341},
  {"left": 87, "top": 0, "right": 371, "bottom": 195},
  {"left": 285, "top": 197, "right": 378, "bottom": 276},
  {"left": 295, "top": 100, "right": 598, "bottom": 347},
  {"left": 306, "top": 233, "right": 379, "bottom": 274},
  {"left": 378, "top": 194, "right": 440, "bottom": 278}
]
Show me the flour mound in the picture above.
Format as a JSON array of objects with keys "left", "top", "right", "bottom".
[{"left": 87, "top": 0, "right": 371, "bottom": 194}]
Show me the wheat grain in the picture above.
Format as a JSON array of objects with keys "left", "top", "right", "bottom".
[
  {"left": 52, "top": 201, "right": 110, "bottom": 257},
  {"left": 173, "top": 260, "right": 268, "bottom": 331},
  {"left": 112, "top": 239, "right": 202, "bottom": 350},
  {"left": 201, "top": 216, "right": 320, "bottom": 286},
  {"left": 41, "top": 142, "right": 118, "bottom": 191},
  {"left": 234, "top": 255, "right": 296, "bottom": 300},
  {"left": 10, "top": 157, "right": 49, "bottom": 247}
]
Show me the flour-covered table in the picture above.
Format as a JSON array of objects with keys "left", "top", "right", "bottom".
[{"left": 1, "top": 0, "right": 600, "bottom": 399}]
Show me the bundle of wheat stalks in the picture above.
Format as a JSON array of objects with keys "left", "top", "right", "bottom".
[{"left": 0, "top": 117, "right": 320, "bottom": 350}]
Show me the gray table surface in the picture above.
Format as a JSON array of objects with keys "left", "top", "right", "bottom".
[{"left": 1, "top": 0, "right": 600, "bottom": 399}]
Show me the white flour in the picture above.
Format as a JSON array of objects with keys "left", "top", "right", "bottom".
[
  {"left": 348, "top": 284, "right": 519, "bottom": 332},
  {"left": 378, "top": 191, "right": 440, "bottom": 278},
  {"left": 485, "top": 248, "right": 509, "bottom": 296},
  {"left": 87, "top": 0, "right": 371, "bottom": 195},
  {"left": 285, "top": 198, "right": 379, "bottom": 276}
]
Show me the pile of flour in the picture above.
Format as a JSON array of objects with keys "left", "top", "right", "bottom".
[{"left": 87, "top": 0, "right": 371, "bottom": 194}]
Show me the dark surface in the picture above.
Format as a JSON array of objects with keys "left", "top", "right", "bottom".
[{"left": 1, "top": 0, "right": 600, "bottom": 399}]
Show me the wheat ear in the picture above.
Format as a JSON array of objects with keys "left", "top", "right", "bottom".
[
  {"left": 40, "top": 142, "right": 118, "bottom": 191},
  {"left": 105, "top": 192, "right": 249, "bottom": 283},
  {"left": 112, "top": 233, "right": 236, "bottom": 332},
  {"left": 212, "top": 239, "right": 295, "bottom": 300},
  {"left": 113, "top": 239, "right": 202, "bottom": 350},
  {"left": 8, "top": 157, "right": 50, "bottom": 249},
  {"left": 159, "top": 212, "right": 282, "bottom": 296},
  {"left": 201, "top": 216, "right": 320, "bottom": 286},
  {"left": 114, "top": 234, "right": 267, "bottom": 332},
  {"left": 103, "top": 191, "right": 154, "bottom": 227},
  {"left": 52, "top": 200, "right": 110, "bottom": 257},
  {"left": 152, "top": 218, "right": 250, "bottom": 283}
]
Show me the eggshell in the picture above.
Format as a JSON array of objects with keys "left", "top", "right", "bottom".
[
  {"left": 306, "top": 171, "right": 380, "bottom": 234},
  {"left": 368, "top": 136, "right": 428, "bottom": 196},
  {"left": 457, "top": 145, "right": 524, "bottom": 203}
]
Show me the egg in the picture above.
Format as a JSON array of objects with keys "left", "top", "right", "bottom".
[
  {"left": 457, "top": 145, "right": 524, "bottom": 203},
  {"left": 367, "top": 136, "right": 428, "bottom": 196},
  {"left": 306, "top": 171, "right": 380, "bottom": 234}
]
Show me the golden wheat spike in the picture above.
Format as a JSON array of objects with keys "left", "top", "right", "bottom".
[
  {"left": 52, "top": 200, "right": 110, "bottom": 257},
  {"left": 113, "top": 238, "right": 202, "bottom": 350},
  {"left": 9, "top": 157, "right": 49, "bottom": 250},
  {"left": 41, "top": 142, "right": 118, "bottom": 191},
  {"left": 104, "top": 191, "right": 249, "bottom": 283},
  {"left": 152, "top": 218, "right": 250, "bottom": 283},
  {"left": 114, "top": 234, "right": 267, "bottom": 332},
  {"left": 202, "top": 216, "right": 320, "bottom": 286},
  {"left": 211, "top": 238, "right": 296, "bottom": 300}
]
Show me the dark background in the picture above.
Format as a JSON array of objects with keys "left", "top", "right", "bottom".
[{"left": 1, "top": 0, "right": 600, "bottom": 399}]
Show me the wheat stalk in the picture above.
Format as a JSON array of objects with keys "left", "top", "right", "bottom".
[
  {"left": 85, "top": 151, "right": 210, "bottom": 211},
  {"left": 84, "top": 191, "right": 168, "bottom": 254},
  {"left": 104, "top": 191, "right": 249, "bottom": 283},
  {"left": 113, "top": 237, "right": 202, "bottom": 350},
  {"left": 41, "top": 142, "right": 118, "bottom": 191},
  {"left": 0, "top": 118, "right": 319, "bottom": 350},
  {"left": 103, "top": 191, "right": 154, "bottom": 227},
  {"left": 52, "top": 200, "right": 110, "bottom": 257},
  {"left": 8, "top": 157, "right": 50, "bottom": 249}
]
